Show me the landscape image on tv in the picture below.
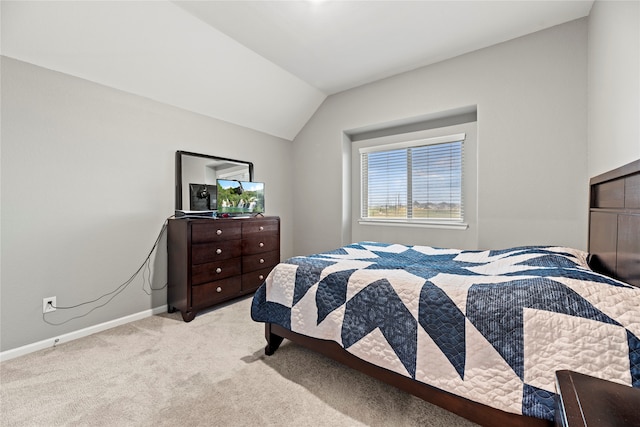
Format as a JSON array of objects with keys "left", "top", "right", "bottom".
[{"left": 216, "top": 180, "right": 264, "bottom": 215}]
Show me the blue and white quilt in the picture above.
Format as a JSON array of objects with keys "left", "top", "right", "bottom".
[{"left": 251, "top": 242, "right": 640, "bottom": 421}]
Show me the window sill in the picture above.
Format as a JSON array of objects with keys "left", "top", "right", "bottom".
[{"left": 358, "top": 219, "right": 469, "bottom": 230}]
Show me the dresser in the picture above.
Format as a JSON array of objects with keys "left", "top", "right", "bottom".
[{"left": 167, "top": 216, "right": 280, "bottom": 322}]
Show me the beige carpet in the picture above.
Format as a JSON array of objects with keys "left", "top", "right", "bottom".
[{"left": 0, "top": 296, "right": 478, "bottom": 426}]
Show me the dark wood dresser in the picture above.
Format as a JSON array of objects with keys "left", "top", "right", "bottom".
[
  {"left": 555, "top": 370, "right": 640, "bottom": 427},
  {"left": 167, "top": 216, "right": 280, "bottom": 322}
]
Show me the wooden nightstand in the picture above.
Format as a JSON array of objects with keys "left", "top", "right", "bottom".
[{"left": 555, "top": 370, "right": 640, "bottom": 427}]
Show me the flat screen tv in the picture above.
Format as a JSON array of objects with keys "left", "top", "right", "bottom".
[{"left": 216, "top": 179, "right": 265, "bottom": 216}]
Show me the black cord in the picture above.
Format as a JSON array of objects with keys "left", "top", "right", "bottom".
[{"left": 43, "top": 216, "right": 172, "bottom": 326}]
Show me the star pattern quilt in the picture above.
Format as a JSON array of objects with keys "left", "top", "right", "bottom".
[{"left": 251, "top": 242, "right": 640, "bottom": 421}]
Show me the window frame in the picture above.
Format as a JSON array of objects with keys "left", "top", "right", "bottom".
[{"left": 357, "top": 132, "right": 469, "bottom": 230}]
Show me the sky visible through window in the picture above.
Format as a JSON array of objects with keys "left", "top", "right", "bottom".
[{"left": 365, "top": 141, "right": 462, "bottom": 219}]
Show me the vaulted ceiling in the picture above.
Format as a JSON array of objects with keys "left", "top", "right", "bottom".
[{"left": 1, "top": 1, "right": 593, "bottom": 140}]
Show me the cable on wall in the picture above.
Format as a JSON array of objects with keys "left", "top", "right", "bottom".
[{"left": 42, "top": 216, "right": 173, "bottom": 326}]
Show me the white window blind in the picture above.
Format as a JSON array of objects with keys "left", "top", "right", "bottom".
[{"left": 360, "top": 133, "right": 465, "bottom": 222}]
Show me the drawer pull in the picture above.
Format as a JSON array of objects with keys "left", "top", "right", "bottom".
[
  {"left": 216, "top": 248, "right": 222, "bottom": 255},
  {"left": 216, "top": 229, "right": 222, "bottom": 235},
  {"left": 259, "top": 258, "right": 265, "bottom": 264},
  {"left": 259, "top": 242, "right": 264, "bottom": 248},
  {"left": 216, "top": 287, "right": 222, "bottom": 293},
  {"left": 259, "top": 226, "right": 264, "bottom": 231},
  {"left": 216, "top": 267, "right": 222, "bottom": 274},
  {"left": 259, "top": 275, "right": 264, "bottom": 280}
]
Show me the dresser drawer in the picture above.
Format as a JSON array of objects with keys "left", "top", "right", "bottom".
[
  {"left": 191, "top": 258, "right": 241, "bottom": 285},
  {"left": 242, "top": 250, "right": 280, "bottom": 273},
  {"left": 241, "top": 266, "right": 274, "bottom": 292},
  {"left": 242, "top": 219, "right": 279, "bottom": 236},
  {"left": 191, "top": 240, "right": 242, "bottom": 265},
  {"left": 242, "top": 234, "right": 279, "bottom": 255},
  {"left": 191, "top": 222, "right": 241, "bottom": 243},
  {"left": 192, "top": 277, "right": 242, "bottom": 308}
]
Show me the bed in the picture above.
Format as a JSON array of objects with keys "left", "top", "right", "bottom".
[{"left": 251, "top": 159, "right": 640, "bottom": 427}]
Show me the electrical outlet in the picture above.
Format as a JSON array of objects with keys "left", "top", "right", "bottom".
[{"left": 43, "top": 296, "right": 56, "bottom": 313}]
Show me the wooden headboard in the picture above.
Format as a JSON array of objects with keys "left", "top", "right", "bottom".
[{"left": 588, "top": 159, "right": 640, "bottom": 287}]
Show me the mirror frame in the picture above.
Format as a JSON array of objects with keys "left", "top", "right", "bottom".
[{"left": 175, "top": 150, "right": 254, "bottom": 210}]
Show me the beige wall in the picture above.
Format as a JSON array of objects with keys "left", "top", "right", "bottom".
[
  {"left": 587, "top": 0, "right": 640, "bottom": 177},
  {"left": 0, "top": 57, "right": 294, "bottom": 352},
  {"left": 292, "top": 19, "right": 589, "bottom": 256}
]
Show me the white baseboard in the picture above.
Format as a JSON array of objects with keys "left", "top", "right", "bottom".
[{"left": 0, "top": 305, "right": 168, "bottom": 362}]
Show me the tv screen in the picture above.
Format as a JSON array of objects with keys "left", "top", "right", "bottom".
[{"left": 216, "top": 180, "right": 265, "bottom": 215}]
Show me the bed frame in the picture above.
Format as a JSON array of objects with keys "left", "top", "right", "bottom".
[
  {"left": 263, "top": 159, "right": 640, "bottom": 427},
  {"left": 588, "top": 159, "right": 640, "bottom": 287}
]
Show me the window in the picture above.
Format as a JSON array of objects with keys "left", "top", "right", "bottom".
[{"left": 360, "top": 133, "right": 465, "bottom": 224}]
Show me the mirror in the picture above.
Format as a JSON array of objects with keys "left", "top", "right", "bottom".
[{"left": 175, "top": 151, "right": 253, "bottom": 211}]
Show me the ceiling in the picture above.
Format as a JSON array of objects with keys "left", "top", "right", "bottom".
[
  {"left": 1, "top": 1, "right": 594, "bottom": 140},
  {"left": 176, "top": 1, "right": 594, "bottom": 95}
]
